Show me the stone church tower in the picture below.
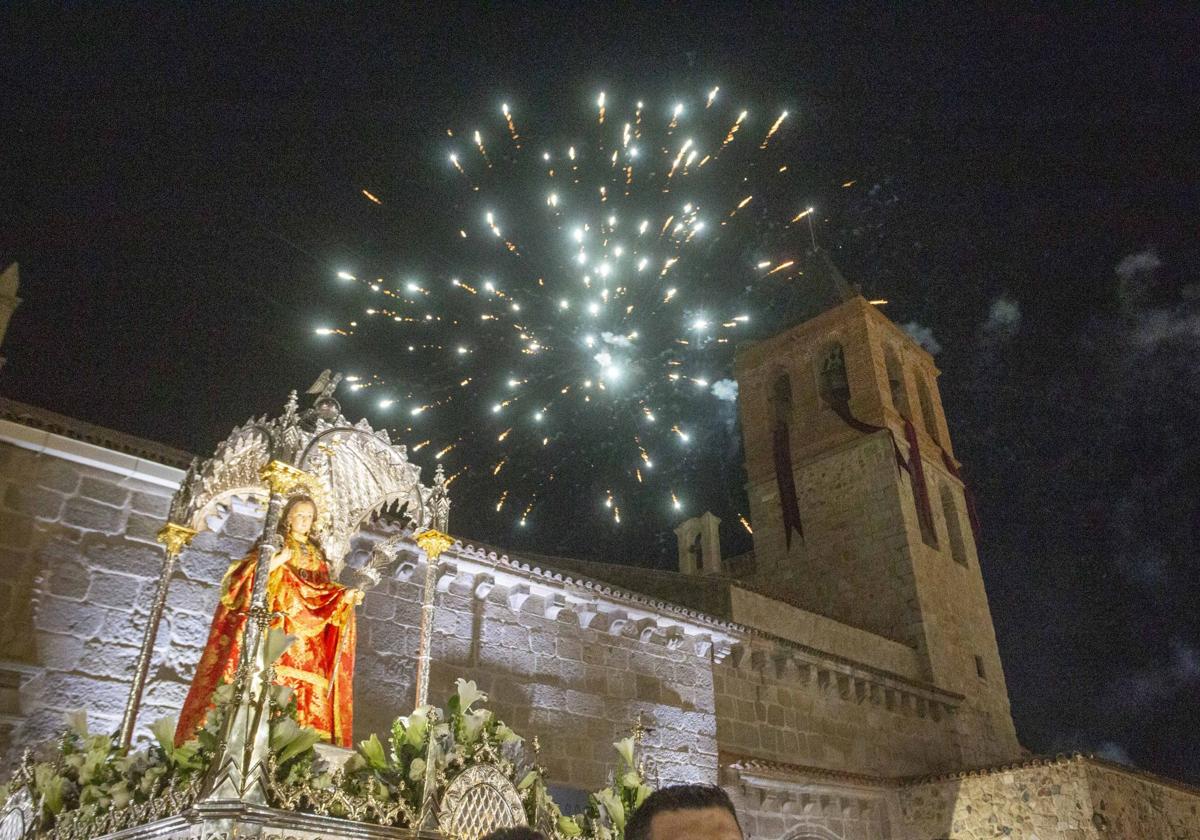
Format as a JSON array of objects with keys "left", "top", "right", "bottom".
[{"left": 735, "top": 249, "right": 1019, "bottom": 761}]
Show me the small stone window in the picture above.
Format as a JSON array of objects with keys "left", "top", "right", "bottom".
[
  {"left": 917, "top": 374, "right": 941, "bottom": 443},
  {"left": 818, "top": 343, "right": 850, "bottom": 406},
  {"left": 940, "top": 484, "right": 968, "bottom": 566},
  {"left": 975, "top": 655, "right": 987, "bottom": 680},
  {"left": 884, "top": 346, "right": 910, "bottom": 419}
]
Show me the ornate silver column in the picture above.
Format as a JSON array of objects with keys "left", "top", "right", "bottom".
[
  {"left": 413, "top": 529, "right": 454, "bottom": 711},
  {"left": 119, "top": 522, "right": 196, "bottom": 748},
  {"left": 201, "top": 461, "right": 310, "bottom": 805}
]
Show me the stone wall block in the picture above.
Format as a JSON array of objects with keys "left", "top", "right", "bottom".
[
  {"left": 16, "top": 707, "right": 77, "bottom": 750},
  {"left": 100, "top": 608, "right": 150, "bottom": 647},
  {"left": 47, "top": 560, "right": 92, "bottom": 599},
  {"left": 76, "top": 639, "right": 140, "bottom": 680},
  {"left": 34, "top": 631, "right": 86, "bottom": 671},
  {"left": 177, "top": 548, "right": 232, "bottom": 584},
  {"left": 221, "top": 513, "right": 264, "bottom": 540},
  {"left": 130, "top": 491, "right": 171, "bottom": 518},
  {"left": 37, "top": 671, "right": 130, "bottom": 711},
  {"left": 86, "top": 570, "right": 146, "bottom": 608},
  {"left": 34, "top": 595, "right": 109, "bottom": 637},
  {"left": 163, "top": 577, "right": 219, "bottom": 616},
  {"left": 143, "top": 678, "right": 188, "bottom": 710},
  {"left": 62, "top": 497, "right": 126, "bottom": 533},
  {"left": 36, "top": 460, "right": 82, "bottom": 494},
  {"left": 362, "top": 590, "right": 397, "bottom": 621},
  {"left": 212, "top": 534, "right": 258, "bottom": 560},
  {"left": 79, "top": 477, "right": 132, "bottom": 509},
  {"left": 168, "top": 610, "right": 214, "bottom": 648},
  {"left": 83, "top": 536, "right": 161, "bottom": 577},
  {"left": 367, "top": 619, "right": 411, "bottom": 654},
  {"left": 124, "top": 512, "right": 163, "bottom": 544},
  {"left": 3, "top": 484, "right": 66, "bottom": 520}
]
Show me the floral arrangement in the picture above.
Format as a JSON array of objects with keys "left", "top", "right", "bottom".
[
  {"left": 335, "top": 677, "right": 653, "bottom": 839},
  {"left": 3, "top": 659, "right": 654, "bottom": 840},
  {"left": 2, "top": 630, "right": 329, "bottom": 835}
]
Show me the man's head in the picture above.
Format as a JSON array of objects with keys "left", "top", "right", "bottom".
[{"left": 625, "top": 784, "right": 743, "bottom": 840}]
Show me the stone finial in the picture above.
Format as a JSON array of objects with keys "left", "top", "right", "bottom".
[{"left": 673, "top": 511, "right": 722, "bottom": 575}]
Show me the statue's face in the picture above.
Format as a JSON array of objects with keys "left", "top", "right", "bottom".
[{"left": 287, "top": 501, "right": 317, "bottom": 539}]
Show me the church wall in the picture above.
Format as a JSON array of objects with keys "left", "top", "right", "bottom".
[
  {"left": 714, "top": 639, "right": 962, "bottom": 778},
  {"left": 0, "top": 438, "right": 194, "bottom": 758},
  {"left": 891, "top": 449, "right": 1020, "bottom": 766},
  {"left": 728, "top": 585, "right": 924, "bottom": 681},
  {"left": 352, "top": 565, "right": 719, "bottom": 792},
  {"left": 723, "top": 773, "right": 896, "bottom": 840},
  {"left": 896, "top": 756, "right": 1200, "bottom": 840},
  {"left": 744, "top": 430, "right": 922, "bottom": 651}
]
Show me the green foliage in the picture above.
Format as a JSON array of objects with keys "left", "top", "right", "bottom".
[
  {"left": 569, "top": 737, "right": 654, "bottom": 840},
  {"left": 19, "top": 709, "right": 211, "bottom": 831},
  {"left": 11, "top": 641, "right": 324, "bottom": 834},
  {"left": 5, "top": 675, "right": 654, "bottom": 840}
]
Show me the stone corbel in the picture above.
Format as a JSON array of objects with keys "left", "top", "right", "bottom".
[
  {"left": 635, "top": 618, "right": 658, "bottom": 643},
  {"left": 473, "top": 574, "right": 495, "bottom": 600},
  {"left": 506, "top": 584, "right": 532, "bottom": 611},
  {"left": 572, "top": 601, "right": 602, "bottom": 628},
  {"left": 435, "top": 563, "right": 458, "bottom": 594},
  {"left": 543, "top": 593, "right": 568, "bottom": 620},
  {"left": 771, "top": 649, "right": 792, "bottom": 679},
  {"left": 606, "top": 612, "right": 629, "bottom": 635}
]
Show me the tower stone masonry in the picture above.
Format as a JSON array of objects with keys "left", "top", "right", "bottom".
[{"left": 734, "top": 249, "right": 1019, "bottom": 766}]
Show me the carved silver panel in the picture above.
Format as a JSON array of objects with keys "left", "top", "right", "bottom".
[{"left": 438, "top": 764, "right": 528, "bottom": 840}]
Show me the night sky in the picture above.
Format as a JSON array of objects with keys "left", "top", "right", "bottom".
[{"left": 3, "top": 7, "right": 1198, "bottom": 782}]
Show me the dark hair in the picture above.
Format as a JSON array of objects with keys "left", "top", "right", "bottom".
[
  {"left": 479, "top": 828, "right": 545, "bottom": 840},
  {"left": 625, "top": 784, "right": 741, "bottom": 840}
]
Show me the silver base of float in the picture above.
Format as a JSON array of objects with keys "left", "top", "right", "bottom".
[{"left": 86, "top": 802, "right": 433, "bottom": 840}]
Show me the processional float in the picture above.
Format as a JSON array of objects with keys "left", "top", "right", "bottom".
[{"left": 0, "top": 374, "right": 647, "bottom": 840}]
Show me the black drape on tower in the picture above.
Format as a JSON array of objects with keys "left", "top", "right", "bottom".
[
  {"left": 942, "top": 450, "right": 982, "bottom": 541},
  {"left": 904, "top": 419, "right": 938, "bottom": 542},
  {"left": 773, "top": 422, "right": 804, "bottom": 547}
]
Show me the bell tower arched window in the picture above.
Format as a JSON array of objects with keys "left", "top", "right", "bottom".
[
  {"left": 941, "top": 484, "right": 968, "bottom": 565},
  {"left": 917, "top": 374, "right": 941, "bottom": 443},
  {"left": 884, "top": 347, "right": 910, "bottom": 419},
  {"left": 818, "top": 343, "right": 850, "bottom": 406}
]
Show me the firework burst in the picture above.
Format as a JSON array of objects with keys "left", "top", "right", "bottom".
[{"left": 319, "top": 87, "right": 820, "bottom": 550}]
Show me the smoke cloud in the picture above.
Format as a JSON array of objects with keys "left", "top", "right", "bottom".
[
  {"left": 1114, "top": 248, "right": 1163, "bottom": 281},
  {"left": 710, "top": 378, "right": 738, "bottom": 402},
  {"left": 983, "top": 296, "right": 1022, "bottom": 338},
  {"left": 900, "top": 321, "right": 943, "bottom": 355}
]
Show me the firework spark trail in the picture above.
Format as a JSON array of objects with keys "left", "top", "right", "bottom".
[{"left": 318, "top": 87, "right": 820, "bottom": 535}]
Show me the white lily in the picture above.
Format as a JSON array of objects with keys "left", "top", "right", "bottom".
[
  {"left": 596, "top": 788, "right": 626, "bottom": 832},
  {"left": 613, "top": 737, "right": 636, "bottom": 769},
  {"left": 454, "top": 678, "right": 487, "bottom": 711}
]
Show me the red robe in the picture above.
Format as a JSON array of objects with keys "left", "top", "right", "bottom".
[{"left": 175, "top": 538, "right": 360, "bottom": 747}]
